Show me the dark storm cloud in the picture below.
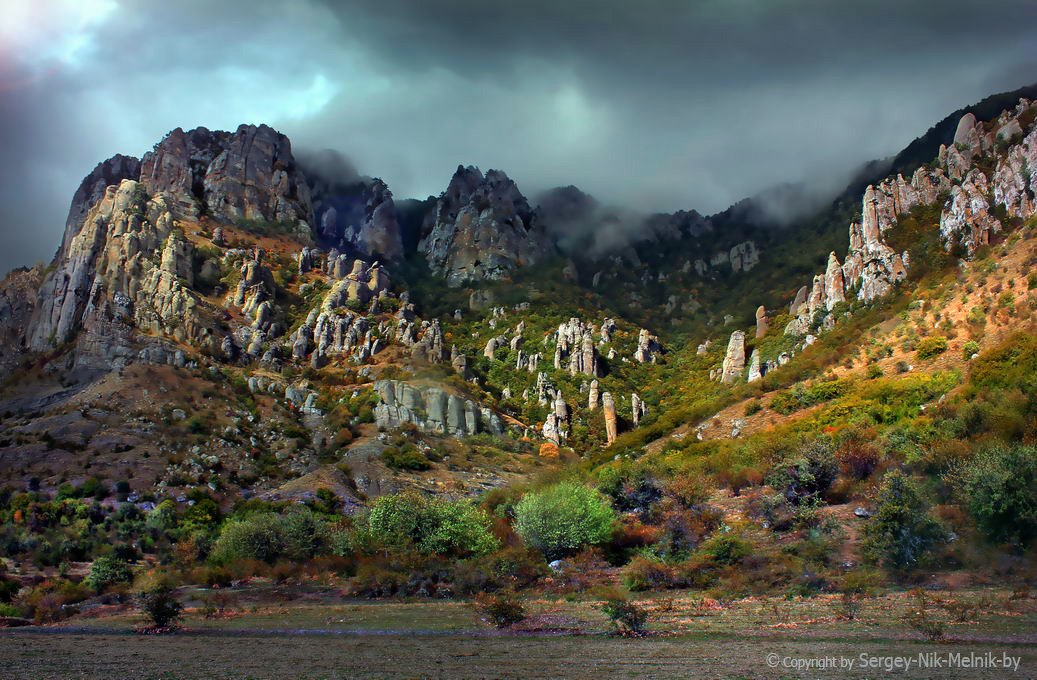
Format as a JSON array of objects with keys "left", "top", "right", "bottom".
[{"left": 1, "top": 0, "right": 1036, "bottom": 275}]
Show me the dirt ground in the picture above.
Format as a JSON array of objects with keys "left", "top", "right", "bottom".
[
  {"left": 2, "top": 589, "right": 1036, "bottom": 679},
  {"left": 3, "top": 628, "right": 1035, "bottom": 679}
]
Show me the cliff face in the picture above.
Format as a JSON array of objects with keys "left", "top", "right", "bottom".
[
  {"left": 139, "top": 124, "right": 313, "bottom": 230},
  {"left": 26, "top": 180, "right": 217, "bottom": 372},
  {"left": 312, "top": 177, "right": 404, "bottom": 262},
  {"left": 785, "top": 99, "right": 1037, "bottom": 338},
  {"left": 420, "top": 166, "right": 553, "bottom": 286}
]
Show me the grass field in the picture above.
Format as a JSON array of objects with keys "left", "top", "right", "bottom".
[{"left": 2, "top": 587, "right": 1036, "bottom": 679}]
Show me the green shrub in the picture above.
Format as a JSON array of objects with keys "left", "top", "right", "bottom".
[
  {"left": 513, "top": 482, "right": 615, "bottom": 559},
  {"left": 622, "top": 556, "right": 676, "bottom": 591},
  {"left": 954, "top": 444, "right": 1037, "bottom": 546},
  {"left": 767, "top": 439, "right": 838, "bottom": 506},
  {"left": 380, "top": 444, "right": 431, "bottom": 471},
  {"left": 366, "top": 493, "right": 498, "bottom": 557},
  {"left": 769, "top": 378, "right": 853, "bottom": 415},
  {"left": 861, "top": 470, "right": 945, "bottom": 570},
  {"left": 961, "top": 340, "right": 980, "bottom": 360},
  {"left": 904, "top": 588, "right": 946, "bottom": 641},
  {"left": 699, "top": 533, "right": 752, "bottom": 566},
  {"left": 916, "top": 336, "right": 948, "bottom": 360},
  {"left": 599, "top": 590, "right": 649, "bottom": 635},
  {"left": 211, "top": 507, "right": 330, "bottom": 564},
  {"left": 138, "top": 585, "right": 184, "bottom": 630},
  {"left": 87, "top": 555, "right": 133, "bottom": 593}
]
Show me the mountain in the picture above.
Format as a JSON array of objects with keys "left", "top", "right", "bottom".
[{"left": 2, "top": 86, "right": 1037, "bottom": 609}]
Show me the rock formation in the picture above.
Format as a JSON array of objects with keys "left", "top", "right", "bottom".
[
  {"left": 634, "top": 329, "right": 661, "bottom": 363},
  {"left": 309, "top": 164, "right": 404, "bottom": 262},
  {"left": 420, "top": 166, "right": 552, "bottom": 285},
  {"left": 373, "top": 379, "right": 502, "bottom": 437},
  {"left": 755, "top": 305, "right": 768, "bottom": 338},
  {"left": 720, "top": 331, "right": 745, "bottom": 384},
  {"left": 602, "top": 392, "right": 618, "bottom": 444},
  {"left": 140, "top": 124, "right": 312, "bottom": 229}
]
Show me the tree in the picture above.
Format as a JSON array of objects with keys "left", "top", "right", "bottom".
[
  {"left": 87, "top": 555, "right": 132, "bottom": 593},
  {"left": 768, "top": 438, "right": 838, "bottom": 506},
  {"left": 365, "top": 493, "right": 498, "bottom": 557},
  {"left": 861, "top": 470, "right": 945, "bottom": 570},
  {"left": 513, "top": 481, "right": 615, "bottom": 559},
  {"left": 138, "top": 585, "right": 183, "bottom": 630},
  {"left": 955, "top": 444, "right": 1037, "bottom": 547},
  {"left": 210, "top": 507, "right": 330, "bottom": 564}
]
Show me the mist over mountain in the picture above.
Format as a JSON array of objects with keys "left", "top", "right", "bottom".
[{"left": 3, "top": 0, "right": 1037, "bottom": 275}]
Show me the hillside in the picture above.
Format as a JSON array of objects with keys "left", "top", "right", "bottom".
[{"left": 2, "top": 87, "right": 1037, "bottom": 625}]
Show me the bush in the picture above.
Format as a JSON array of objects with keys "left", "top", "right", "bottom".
[
  {"left": 699, "top": 533, "right": 752, "bottom": 566},
  {"left": 366, "top": 493, "right": 499, "bottom": 557},
  {"left": 916, "top": 336, "right": 948, "bottom": 360},
  {"left": 599, "top": 589, "right": 649, "bottom": 635},
  {"left": 474, "top": 591, "right": 526, "bottom": 628},
  {"left": 380, "top": 444, "right": 431, "bottom": 471},
  {"left": 622, "top": 556, "right": 676, "bottom": 591},
  {"left": 663, "top": 476, "right": 712, "bottom": 508},
  {"left": 954, "top": 444, "right": 1037, "bottom": 546},
  {"left": 513, "top": 482, "right": 615, "bottom": 560},
  {"left": 768, "top": 439, "right": 838, "bottom": 506},
  {"left": 961, "top": 340, "right": 980, "bottom": 360},
  {"left": 211, "top": 507, "right": 330, "bottom": 564},
  {"left": 861, "top": 470, "right": 945, "bottom": 570},
  {"left": 138, "top": 585, "right": 184, "bottom": 630},
  {"left": 904, "top": 588, "right": 946, "bottom": 641},
  {"left": 87, "top": 556, "right": 132, "bottom": 593}
]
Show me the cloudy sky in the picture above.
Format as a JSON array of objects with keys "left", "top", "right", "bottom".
[{"left": 1, "top": 0, "right": 1035, "bottom": 274}]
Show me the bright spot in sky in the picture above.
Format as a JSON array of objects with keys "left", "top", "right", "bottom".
[{"left": 0, "top": 0, "right": 117, "bottom": 68}]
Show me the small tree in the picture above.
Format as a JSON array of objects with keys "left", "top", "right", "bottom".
[
  {"left": 138, "top": 585, "right": 183, "bottom": 630},
  {"left": 768, "top": 439, "right": 838, "bottom": 506},
  {"left": 87, "top": 555, "right": 132, "bottom": 593},
  {"left": 861, "top": 470, "right": 944, "bottom": 570},
  {"left": 365, "top": 493, "right": 499, "bottom": 557},
  {"left": 599, "top": 589, "right": 649, "bottom": 636},
  {"left": 955, "top": 444, "right": 1037, "bottom": 547},
  {"left": 513, "top": 481, "right": 615, "bottom": 560},
  {"left": 474, "top": 591, "right": 526, "bottom": 628}
]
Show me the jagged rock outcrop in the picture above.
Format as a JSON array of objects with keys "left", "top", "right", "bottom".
[
  {"left": 140, "top": 124, "right": 312, "bottom": 229},
  {"left": 451, "top": 345, "right": 473, "bottom": 380},
  {"left": 747, "top": 349, "right": 762, "bottom": 382},
  {"left": 634, "top": 329, "right": 661, "bottom": 363},
  {"left": 373, "top": 380, "right": 502, "bottom": 437},
  {"left": 720, "top": 331, "right": 745, "bottom": 384},
  {"left": 320, "top": 259, "right": 391, "bottom": 311},
  {"left": 420, "top": 166, "right": 552, "bottom": 285},
  {"left": 693, "top": 240, "right": 760, "bottom": 277},
  {"left": 61, "top": 154, "right": 142, "bottom": 255},
  {"left": 588, "top": 379, "right": 600, "bottom": 410},
  {"left": 783, "top": 100, "right": 1037, "bottom": 344},
  {"left": 28, "top": 180, "right": 217, "bottom": 363},
  {"left": 631, "top": 393, "right": 645, "bottom": 426},
  {"left": 310, "top": 168, "right": 404, "bottom": 261},
  {"left": 555, "top": 318, "right": 601, "bottom": 376},
  {"left": 0, "top": 265, "right": 44, "bottom": 372}
]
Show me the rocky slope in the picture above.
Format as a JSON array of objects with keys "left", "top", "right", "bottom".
[
  {"left": 420, "top": 166, "right": 553, "bottom": 286},
  {"left": 3, "top": 90, "right": 1037, "bottom": 514}
]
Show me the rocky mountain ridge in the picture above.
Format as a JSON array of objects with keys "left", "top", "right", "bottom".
[{"left": 3, "top": 88, "right": 1037, "bottom": 510}]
